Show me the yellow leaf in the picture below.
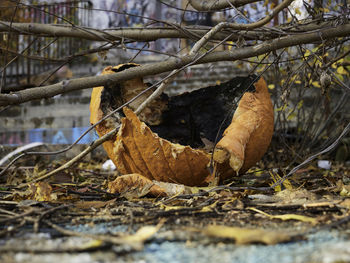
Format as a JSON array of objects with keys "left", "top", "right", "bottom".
[
  {"left": 203, "top": 225, "right": 292, "bottom": 245},
  {"left": 269, "top": 170, "right": 293, "bottom": 191},
  {"left": 249, "top": 207, "right": 318, "bottom": 225},
  {"left": 263, "top": 0, "right": 269, "bottom": 7},
  {"left": 337, "top": 66, "right": 346, "bottom": 75},
  {"left": 312, "top": 81, "right": 321, "bottom": 88},
  {"left": 297, "top": 100, "right": 303, "bottom": 109},
  {"left": 295, "top": 80, "right": 301, "bottom": 84},
  {"left": 304, "top": 50, "right": 311, "bottom": 58},
  {"left": 275, "top": 104, "right": 287, "bottom": 112},
  {"left": 124, "top": 226, "right": 160, "bottom": 243},
  {"left": 268, "top": 84, "right": 275, "bottom": 90},
  {"left": 340, "top": 187, "right": 350, "bottom": 197},
  {"left": 295, "top": 7, "right": 301, "bottom": 15},
  {"left": 80, "top": 240, "right": 104, "bottom": 250},
  {"left": 315, "top": 60, "right": 322, "bottom": 67},
  {"left": 287, "top": 112, "right": 297, "bottom": 121},
  {"left": 335, "top": 73, "right": 344, "bottom": 82},
  {"left": 31, "top": 182, "right": 56, "bottom": 202},
  {"left": 123, "top": 220, "right": 164, "bottom": 246},
  {"left": 227, "top": 41, "right": 233, "bottom": 51}
]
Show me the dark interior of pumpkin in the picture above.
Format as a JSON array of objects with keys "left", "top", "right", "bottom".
[{"left": 100, "top": 64, "right": 259, "bottom": 149}]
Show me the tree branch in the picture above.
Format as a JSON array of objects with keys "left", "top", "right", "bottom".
[
  {"left": 222, "top": 0, "right": 294, "bottom": 30},
  {"left": 0, "top": 19, "right": 342, "bottom": 43},
  {"left": 0, "top": 21, "right": 238, "bottom": 42},
  {"left": 188, "top": 0, "right": 260, "bottom": 11},
  {"left": 1, "top": 22, "right": 349, "bottom": 107}
]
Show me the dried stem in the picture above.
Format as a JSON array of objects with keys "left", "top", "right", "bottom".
[{"left": 17, "top": 126, "right": 119, "bottom": 188}]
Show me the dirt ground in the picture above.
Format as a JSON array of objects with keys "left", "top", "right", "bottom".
[{"left": 1, "top": 161, "right": 350, "bottom": 263}]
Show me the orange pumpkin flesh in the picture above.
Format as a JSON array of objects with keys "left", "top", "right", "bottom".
[{"left": 213, "top": 77, "right": 274, "bottom": 177}]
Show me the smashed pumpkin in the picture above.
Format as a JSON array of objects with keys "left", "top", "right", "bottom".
[{"left": 90, "top": 64, "right": 274, "bottom": 186}]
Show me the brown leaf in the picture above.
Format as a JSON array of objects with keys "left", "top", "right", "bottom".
[
  {"left": 29, "top": 182, "right": 56, "bottom": 202},
  {"left": 108, "top": 174, "right": 168, "bottom": 198}
]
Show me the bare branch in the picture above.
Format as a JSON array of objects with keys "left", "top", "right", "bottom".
[
  {"left": 1, "top": 19, "right": 343, "bottom": 44},
  {"left": 222, "top": 0, "right": 294, "bottom": 30},
  {"left": 188, "top": 0, "right": 260, "bottom": 11},
  {"left": 0, "top": 21, "right": 229, "bottom": 42},
  {"left": 136, "top": 25, "right": 234, "bottom": 115},
  {"left": 0, "top": 22, "right": 349, "bottom": 107}
]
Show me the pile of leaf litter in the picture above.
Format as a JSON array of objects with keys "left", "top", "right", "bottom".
[{"left": 1, "top": 158, "right": 350, "bottom": 261}]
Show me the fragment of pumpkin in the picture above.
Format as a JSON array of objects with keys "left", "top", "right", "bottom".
[
  {"left": 112, "top": 107, "right": 213, "bottom": 187},
  {"left": 213, "top": 77, "right": 274, "bottom": 175}
]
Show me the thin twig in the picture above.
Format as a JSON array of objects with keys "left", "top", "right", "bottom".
[
  {"left": 17, "top": 127, "right": 119, "bottom": 188},
  {"left": 271, "top": 121, "right": 350, "bottom": 188}
]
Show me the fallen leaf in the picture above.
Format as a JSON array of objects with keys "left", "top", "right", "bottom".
[
  {"left": 31, "top": 182, "right": 57, "bottom": 202},
  {"left": 108, "top": 174, "right": 199, "bottom": 197},
  {"left": 108, "top": 174, "right": 166, "bottom": 198},
  {"left": 123, "top": 220, "right": 164, "bottom": 246},
  {"left": 269, "top": 170, "right": 293, "bottom": 192},
  {"left": 203, "top": 225, "right": 292, "bottom": 245},
  {"left": 124, "top": 226, "right": 158, "bottom": 243},
  {"left": 249, "top": 207, "right": 318, "bottom": 224}
]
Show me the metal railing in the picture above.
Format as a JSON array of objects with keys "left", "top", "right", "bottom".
[{"left": 2, "top": 1, "right": 92, "bottom": 88}]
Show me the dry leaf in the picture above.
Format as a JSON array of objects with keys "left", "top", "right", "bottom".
[
  {"left": 249, "top": 207, "right": 318, "bottom": 224},
  {"left": 108, "top": 174, "right": 193, "bottom": 197},
  {"left": 108, "top": 173, "right": 166, "bottom": 198},
  {"left": 123, "top": 225, "right": 161, "bottom": 244},
  {"left": 27, "top": 182, "right": 57, "bottom": 202},
  {"left": 203, "top": 225, "right": 292, "bottom": 245}
]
